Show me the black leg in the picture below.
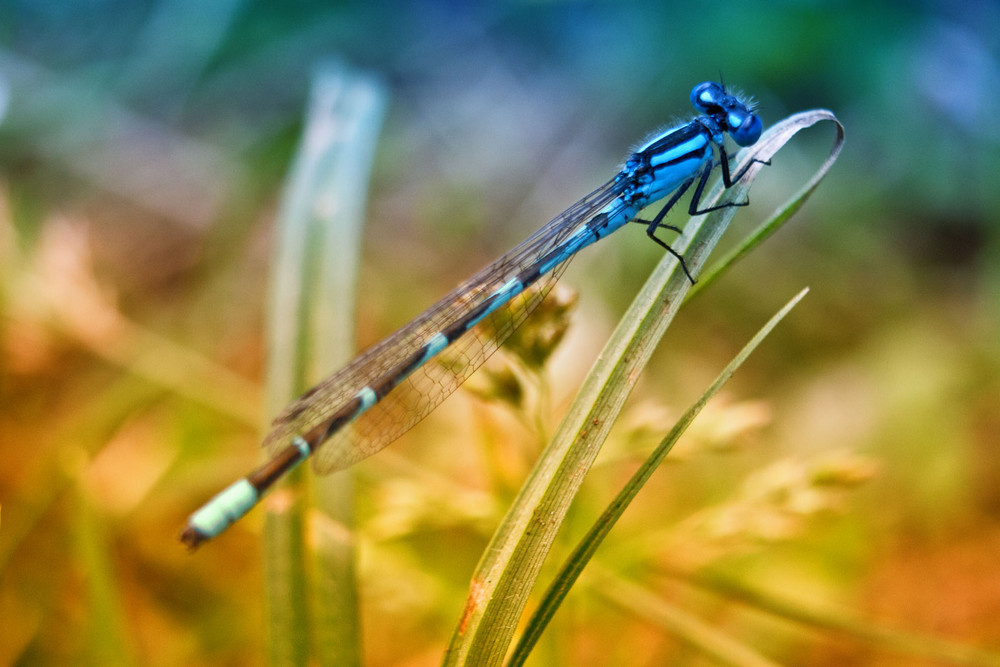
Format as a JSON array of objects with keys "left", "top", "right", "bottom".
[
  {"left": 688, "top": 145, "right": 771, "bottom": 215},
  {"left": 644, "top": 226, "right": 696, "bottom": 284},
  {"left": 718, "top": 143, "right": 771, "bottom": 188},
  {"left": 627, "top": 144, "right": 771, "bottom": 285},
  {"left": 632, "top": 175, "right": 694, "bottom": 233},
  {"left": 687, "top": 158, "right": 740, "bottom": 215},
  {"left": 628, "top": 177, "right": 698, "bottom": 283}
]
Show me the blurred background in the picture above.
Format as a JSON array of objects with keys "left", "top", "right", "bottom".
[{"left": 1, "top": 1, "right": 999, "bottom": 665}]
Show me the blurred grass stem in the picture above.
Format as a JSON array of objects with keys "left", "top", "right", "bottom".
[{"left": 263, "top": 61, "right": 386, "bottom": 666}]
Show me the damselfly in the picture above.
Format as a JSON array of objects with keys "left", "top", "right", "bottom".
[{"left": 181, "top": 81, "right": 766, "bottom": 548}]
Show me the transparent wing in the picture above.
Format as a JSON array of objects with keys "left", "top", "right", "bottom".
[{"left": 262, "top": 176, "right": 630, "bottom": 473}]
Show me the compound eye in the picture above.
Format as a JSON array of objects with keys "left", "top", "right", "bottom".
[
  {"left": 690, "top": 81, "right": 725, "bottom": 111},
  {"left": 729, "top": 111, "right": 762, "bottom": 146}
]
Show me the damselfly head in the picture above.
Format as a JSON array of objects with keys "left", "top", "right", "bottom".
[{"left": 690, "top": 81, "right": 762, "bottom": 147}]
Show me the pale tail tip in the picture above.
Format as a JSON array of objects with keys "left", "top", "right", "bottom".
[
  {"left": 179, "top": 478, "right": 259, "bottom": 551},
  {"left": 179, "top": 525, "right": 210, "bottom": 551}
]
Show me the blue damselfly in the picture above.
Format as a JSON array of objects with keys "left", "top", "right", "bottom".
[{"left": 181, "top": 81, "right": 765, "bottom": 548}]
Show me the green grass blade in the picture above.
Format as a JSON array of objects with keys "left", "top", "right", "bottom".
[
  {"left": 508, "top": 288, "right": 809, "bottom": 665},
  {"left": 263, "top": 61, "right": 386, "bottom": 667},
  {"left": 445, "top": 110, "right": 843, "bottom": 666}
]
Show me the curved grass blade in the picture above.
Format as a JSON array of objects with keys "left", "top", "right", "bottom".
[
  {"left": 444, "top": 109, "right": 844, "bottom": 666},
  {"left": 686, "top": 110, "right": 845, "bottom": 300},
  {"left": 507, "top": 288, "right": 809, "bottom": 665}
]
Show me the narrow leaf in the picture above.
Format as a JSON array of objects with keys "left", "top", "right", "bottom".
[
  {"left": 508, "top": 289, "right": 808, "bottom": 664},
  {"left": 446, "top": 110, "right": 843, "bottom": 666}
]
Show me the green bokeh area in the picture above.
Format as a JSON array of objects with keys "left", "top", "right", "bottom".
[{"left": 2, "top": 2, "right": 999, "bottom": 665}]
